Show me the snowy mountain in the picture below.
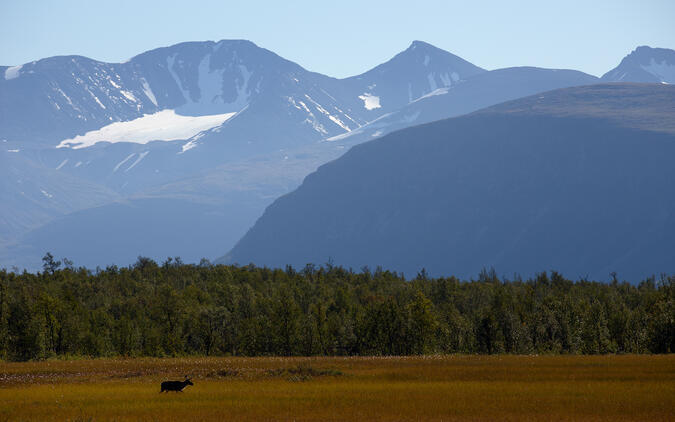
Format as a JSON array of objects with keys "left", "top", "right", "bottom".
[
  {"left": 342, "top": 40, "right": 486, "bottom": 113},
  {"left": 4, "top": 40, "right": 487, "bottom": 200},
  {"left": 325, "top": 67, "right": 599, "bottom": 146},
  {"left": 0, "top": 39, "right": 489, "bottom": 268},
  {"left": 224, "top": 84, "right": 675, "bottom": 281},
  {"left": 0, "top": 40, "right": 354, "bottom": 163},
  {"left": 602, "top": 46, "right": 675, "bottom": 84},
  {"left": 0, "top": 40, "right": 630, "bottom": 270}
]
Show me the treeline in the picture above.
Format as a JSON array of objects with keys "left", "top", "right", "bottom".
[{"left": 0, "top": 254, "right": 672, "bottom": 361}]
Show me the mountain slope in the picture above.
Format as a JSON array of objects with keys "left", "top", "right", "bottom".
[
  {"left": 224, "top": 84, "right": 675, "bottom": 281},
  {"left": 9, "top": 64, "right": 602, "bottom": 271},
  {"left": 326, "top": 66, "right": 599, "bottom": 146},
  {"left": 3, "top": 39, "right": 486, "bottom": 198},
  {"left": 0, "top": 40, "right": 324, "bottom": 145},
  {"left": 602, "top": 46, "right": 675, "bottom": 83},
  {"left": 4, "top": 40, "right": 635, "bottom": 271},
  {"left": 0, "top": 149, "right": 121, "bottom": 242},
  {"left": 1, "top": 40, "right": 498, "bottom": 269},
  {"left": 342, "top": 40, "right": 486, "bottom": 112},
  {"left": 0, "top": 39, "right": 375, "bottom": 246}
]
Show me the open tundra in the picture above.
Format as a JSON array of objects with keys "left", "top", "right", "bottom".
[{"left": 0, "top": 356, "right": 673, "bottom": 421}]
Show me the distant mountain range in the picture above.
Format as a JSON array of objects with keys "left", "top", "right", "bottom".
[
  {"left": 1, "top": 42, "right": 673, "bottom": 272},
  {"left": 602, "top": 46, "right": 675, "bottom": 84},
  {"left": 224, "top": 84, "right": 675, "bottom": 281}
]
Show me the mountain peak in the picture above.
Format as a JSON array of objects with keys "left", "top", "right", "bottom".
[
  {"left": 602, "top": 46, "right": 675, "bottom": 83},
  {"left": 634, "top": 45, "right": 654, "bottom": 53},
  {"left": 374, "top": 40, "right": 485, "bottom": 73},
  {"left": 403, "top": 40, "right": 458, "bottom": 59},
  {"left": 342, "top": 40, "right": 486, "bottom": 111},
  {"left": 624, "top": 46, "right": 675, "bottom": 65},
  {"left": 408, "top": 40, "right": 435, "bottom": 50}
]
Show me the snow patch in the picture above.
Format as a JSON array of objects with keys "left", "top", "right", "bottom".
[
  {"left": 40, "top": 189, "right": 53, "bottom": 199},
  {"left": 7, "top": 149, "right": 20, "bottom": 153},
  {"left": 230, "top": 65, "right": 252, "bottom": 108},
  {"left": 125, "top": 151, "right": 149, "bottom": 172},
  {"left": 304, "top": 118, "right": 327, "bottom": 135},
  {"left": 414, "top": 88, "right": 449, "bottom": 102},
  {"left": 325, "top": 129, "right": 360, "bottom": 142},
  {"left": 4, "top": 65, "right": 23, "bottom": 80},
  {"left": 341, "top": 113, "right": 360, "bottom": 127},
  {"left": 328, "top": 115, "right": 351, "bottom": 132},
  {"left": 288, "top": 96, "right": 303, "bottom": 110},
  {"left": 358, "top": 93, "right": 381, "bottom": 110},
  {"left": 55, "top": 159, "right": 68, "bottom": 170},
  {"left": 180, "top": 133, "right": 206, "bottom": 153},
  {"left": 167, "top": 54, "right": 190, "bottom": 102},
  {"left": 194, "top": 55, "right": 251, "bottom": 111},
  {"left": 141, "top": 80, "right": 158, "bottom": 106},
  {"left": 120, "top": 90, "right": 137, "bottom": 102},
  {"left": 56, "top": 88, "right": 75, "bottom": 108},
  {"left": 297, "top": 101, "right": 311, "bottom": 114},
  {"left": 93, "top": 96, "right": 106, "bottom": 109},
  {"left": 641, "top": 58, "right": 675, "bottom": 84},
  {"left": 113, "top": 153, "right": 136, "bottom": 172},
  {"left": 439, "top": 73, "right": 452, "bottom": 86},
  {"left": 181, "top": 139, "right": 199, "bottom": 153},
  {"left": 305, "top": 95, "right": 351, "bottom": 132},
  {"left": 168, "top": 53, "right": 250, "bottom": 113},
  {"left": 57, "top": 109, "right": 235, "bottom": 149},
  {"left": 87, "top": 89, "right": 106, "bottom": 109}
]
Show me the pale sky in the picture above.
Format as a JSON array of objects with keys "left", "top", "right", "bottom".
[{"left": 1, "top": 0, "right": 673, "bottom": 78}]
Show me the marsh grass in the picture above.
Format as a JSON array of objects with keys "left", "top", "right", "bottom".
[
  {"left": 265, "top": 363, "right": 344, "bottom": 382},
  {"left": 0, "top": 355, "right": 673, "bottom": 421}
]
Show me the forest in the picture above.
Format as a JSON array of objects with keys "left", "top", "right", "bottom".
[{"left": 0, "top": 254, "right": 672, "bottom": 361}]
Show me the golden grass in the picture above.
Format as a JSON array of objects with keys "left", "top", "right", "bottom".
[{"left": 0, "top": 355, "right": 673, "bottom": 421}]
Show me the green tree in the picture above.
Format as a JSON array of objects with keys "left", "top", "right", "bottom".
[{"left": 406, "top": 291, "right": 438, "bottom": 354}]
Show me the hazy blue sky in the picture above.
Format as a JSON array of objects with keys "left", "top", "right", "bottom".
[{"left": 1, "top": 0, "right": 673, "bottom": 78}]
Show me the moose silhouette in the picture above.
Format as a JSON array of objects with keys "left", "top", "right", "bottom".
[{"left": 160, "top": 376, "right": 194, "bottom": 392}]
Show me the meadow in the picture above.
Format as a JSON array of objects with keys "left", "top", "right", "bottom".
[{"left": 0, "top": 355, "right": 673, "bottom": 421}]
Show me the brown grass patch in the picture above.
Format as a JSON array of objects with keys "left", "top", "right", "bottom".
[{"left": 0, "top": 355, "right": 673, "bottom": 421}]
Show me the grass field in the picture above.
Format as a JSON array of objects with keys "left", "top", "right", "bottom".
[{"left": 0, "top": 355, "right": 673, "bottom": 421}]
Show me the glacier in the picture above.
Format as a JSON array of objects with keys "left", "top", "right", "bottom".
[{"left": 56, "top": 109, "right": 236, "bottom": 149}]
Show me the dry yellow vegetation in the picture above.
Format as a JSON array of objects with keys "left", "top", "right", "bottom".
[{"left": 0, "top": 355, "right": 673, "bottom": 421}]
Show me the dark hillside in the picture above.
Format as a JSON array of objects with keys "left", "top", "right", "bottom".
[{"left": 225, "top": 84, "right": 675, "bottom": 280}]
